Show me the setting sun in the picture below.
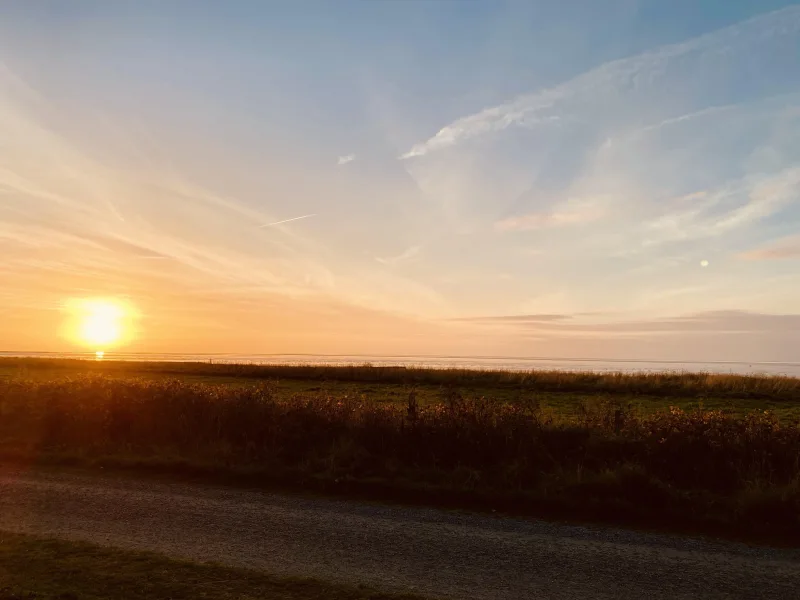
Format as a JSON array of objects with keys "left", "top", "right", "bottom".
[
  {"left": 80, "top": 303, "right": 121, "bottom": 346},
  {"left": 63, "top": 298, "right": 136, "bottom": 352}
]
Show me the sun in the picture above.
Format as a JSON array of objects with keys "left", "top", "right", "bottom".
[
  {"left": 80, "top": 303, "right": 122, "bottom": 346},
  {"left": 64, "top": 298, "right": 134, "bottom": 352}
]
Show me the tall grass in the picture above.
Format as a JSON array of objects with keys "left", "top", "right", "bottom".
[
  {"left": 3, "top": 357, "right": 800, "bottom": 400},
  {"left": 2, "top": 374, "right": 799, "bottom": 540}
]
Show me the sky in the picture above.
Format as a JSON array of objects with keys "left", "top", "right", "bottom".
[{"left": 1, "top": 0, "right": 799, "bottom": 361}]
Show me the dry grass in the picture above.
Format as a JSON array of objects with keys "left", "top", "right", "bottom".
[
  {"left": 3, "top": 357, "right": 800, "bottom": 401},
  {"left": 2, "top": 373, "right": 800, "bottom": 542}
]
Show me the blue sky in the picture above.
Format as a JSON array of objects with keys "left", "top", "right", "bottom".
[{"left": 1, "top": 1, "right": 799, "bottom": 360}]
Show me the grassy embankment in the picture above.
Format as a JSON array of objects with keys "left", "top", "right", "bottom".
[
  {"left": 0, "top": 531, "right": 425, "bottom": 600},
  {"left": 2, "top": 357, "right": 800, "bottom": 542}
]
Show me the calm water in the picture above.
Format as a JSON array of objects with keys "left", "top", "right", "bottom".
[{"left": 3, "top": 352, "right": 800, "bottom": 377}]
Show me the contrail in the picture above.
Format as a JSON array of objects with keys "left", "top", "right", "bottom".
[{"left": 260, "top": 214, "right": 317, "bottom": 227}]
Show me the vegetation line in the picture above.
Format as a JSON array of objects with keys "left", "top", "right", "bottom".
[
  {"left": 3, "top": 357, "right": 800, "bottom": 400},
  {"left": 2, "top": 369, "right": 800, "bottom": 544}
]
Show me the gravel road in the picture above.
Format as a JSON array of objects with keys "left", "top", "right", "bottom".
[{"left": 1, "top": 469, "right": 799, "bottom": 599}]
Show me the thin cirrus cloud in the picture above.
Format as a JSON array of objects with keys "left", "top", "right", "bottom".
[
  {"left": 441, "top": 310, "right": 800, "bottom": 364},
  {"left": 457, "top": 311, "right": 800, "bottom": 336},
  {"left": 1, "top": 3, "right": 800, "bottom": 360},
  {"left": 739, "top": 235, "right": 800, "bottom": 260},
  {"left": 0, "top": 58, "right": 449, "bottom": 353},
  {"left": 494, "top": 199, "right": 605, "bottom": 232},
  {"left": 452, "top": 314, "right": 571, "bottom": 323},
  {"left": 260, "top": 214, "right": 318, "bottom": 228},
  {"left": 637, "top": 167, "right": 800, "bottom": 248},
  {"left": 375, "top": 245, "right": 421, "bottom": 266},
  {"left": 399, "top": 6, "right": 800, "bottom": 245},
  {"left": 399, "top": 6, "right": 800, "bottom": 160},
  {"left": 391, "top": 3, "right": 800, "bottom": 336}
]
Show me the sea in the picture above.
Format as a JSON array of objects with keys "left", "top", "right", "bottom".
[{"left": 2, "top": 352, "right": 800, "bottom": 377}]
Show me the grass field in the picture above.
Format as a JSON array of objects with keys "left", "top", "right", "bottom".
[
  {"left": 2, "top": 358, "right": 800, "bottom": 543},
  {"left": 4, "top": 357, "right": 800, "bottom": 418},
  {"left": 0, "top": 531, "right": 425, "bottom": 600}
]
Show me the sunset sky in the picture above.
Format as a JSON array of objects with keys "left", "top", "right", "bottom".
[{"left": 1, "top": 1, "right": 799, "bottom": 361}]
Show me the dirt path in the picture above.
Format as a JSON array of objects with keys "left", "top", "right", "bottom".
[{"left": 1, "top": 468, "right": 799, "bottom": 599}]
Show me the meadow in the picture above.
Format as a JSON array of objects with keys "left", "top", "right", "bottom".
[{"left": 2, "top": 357, "right": 800, "bottom": 543}]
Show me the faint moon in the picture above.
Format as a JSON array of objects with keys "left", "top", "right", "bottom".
[{"left": 700, "top": 260, "right": 709, "bottom": 267}]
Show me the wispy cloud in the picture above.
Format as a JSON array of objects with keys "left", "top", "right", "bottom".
[
  {"left": 2, "top": 5, "right": 800, "bottom": 358},
  {"left": 0, "top": 61, "right": 451, "bottom": 336},
  {"left": 639, "top": 167, "right": 800, "bottom": 248},
  {"left": 495, "top": 199, "right": 604, "bottom": 232},
  {"left": 633, "top": 104, "right": 738, "bottom": 136},
  {"left": 260, "top": 213, "right": 318, "bottom": 228},
  {"left": 375, "top": 245, "right": 421, "bottom": 266},
  {"left": 739, "top": 235, "right": 800, "bottom": 260},
  {"left": 454, "top": 310, "right": 800, "bottom": 336},
  {"left": 452, "top": 314, "right": 570, "bottom": 323},
  {"left": 400, "top": 6, "right": 800, "bottom": 159}
]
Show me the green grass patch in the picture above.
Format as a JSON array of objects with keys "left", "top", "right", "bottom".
[{"left": 0, "top": 531, "right": 426, "bottom": 600}]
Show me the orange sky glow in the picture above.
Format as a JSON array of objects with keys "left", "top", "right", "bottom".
[{"left": 2, "top": 4, "right": 800, "bottom": 363}]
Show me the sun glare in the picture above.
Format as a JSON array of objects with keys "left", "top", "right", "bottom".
[{"left": 64, "top": 298, "right": 134, "bottom": 353}]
